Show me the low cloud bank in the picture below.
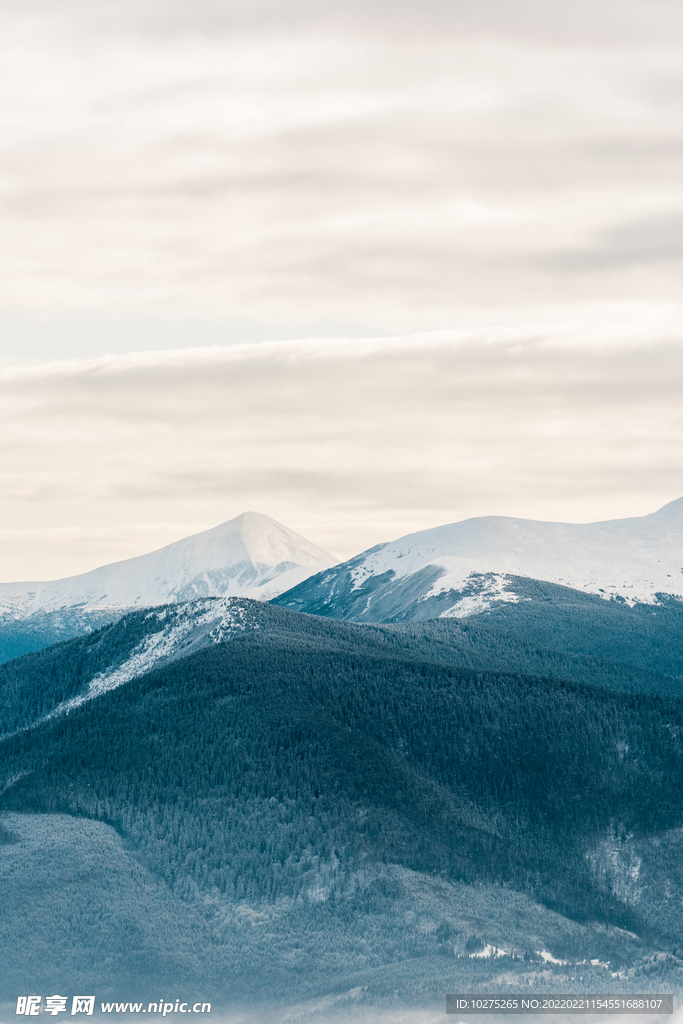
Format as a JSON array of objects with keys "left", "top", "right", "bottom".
[{"left": 1, "top": 318, "right": 681, "bottom": 579}]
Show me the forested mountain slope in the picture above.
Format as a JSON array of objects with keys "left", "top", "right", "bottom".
[
  {"left": 3, "top": 586, "right": 682, "bottom": 748},
  {"left": 2, "top": 599, "right": 683, "bottom": 1005},
  {"left": 389, "top": 578, "right": 683, "bottom": 695}
]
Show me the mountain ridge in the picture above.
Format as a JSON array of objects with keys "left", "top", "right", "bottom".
[
  {"left": 274, "top": 498, "right": 683, "bottom": 622},
  {"left": 2, "top": 498, "right": 683, "bottom": 662}
]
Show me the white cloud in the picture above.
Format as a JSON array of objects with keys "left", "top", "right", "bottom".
[
  {"left": 0, "top": 320, "right": 682, "bottom": 579},
  {"left": 1, "top": 1, "right": 683, "bottom": 334},
  {"left": 1, "top": 1, "right": 682, "bottom": 577}
]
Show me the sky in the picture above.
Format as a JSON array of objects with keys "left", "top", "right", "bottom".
[{"left": 1, "top": 0, "right": 683, "bottom": 580}]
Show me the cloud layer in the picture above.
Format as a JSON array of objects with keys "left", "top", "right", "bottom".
[
  {"left": 1, "top": 1, "right": 682, "bottom": 578},
  {"left": 2, "top": 322, "right": 682, "bottom": 580},
  {"left": 1, "top": 0, "right": 683, "bottom": 336}
]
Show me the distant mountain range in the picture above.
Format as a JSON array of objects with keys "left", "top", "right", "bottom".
[
  {"left": 274, "top": 497, "right": 683, "bottom": 622},
  {"left": 1, "top": 499, "right": 683, "bottom": 662}
]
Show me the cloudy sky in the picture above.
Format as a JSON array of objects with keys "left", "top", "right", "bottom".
[{"left": 1, "top": 0, "right": 683, "bottom": 579}]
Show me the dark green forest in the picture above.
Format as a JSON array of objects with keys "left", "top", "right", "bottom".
[
  {"left": 3, "top": 604, "right": 683, "bottom": 950},
  {"left": 0, "top": 606, "right": 183, "bottom": 735},
  {"left": 461, "top": 578, "right": 683, "bottom": 681},
  {"left": 276, "top": 573, "right": 683, "bottom": 689}
]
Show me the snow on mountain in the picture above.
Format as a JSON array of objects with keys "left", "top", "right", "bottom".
[
  {"left": 0, "top": 512, "right": 338, "bottom": 621},
  {"left": 274, "top": 498, "right": 683, "bottom": 622},
  {"left": 5, "top": 598, "right": 260, "bottom": 740}
]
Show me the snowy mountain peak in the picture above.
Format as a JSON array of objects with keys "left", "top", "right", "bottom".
[
  {"left": 274, "top": 499, "right": 683, "bottom": 623},
  {"left": 649, "top": 496, "right": 683, "bottom": 520},
  {"left": 191, "top": 511, "right": 337, "bottom": 571},
  {"left": 0, "top": 512, "right": 338, "bottom": 621}
]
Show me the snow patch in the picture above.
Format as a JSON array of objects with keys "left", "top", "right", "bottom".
[
  {"left": 434, "top": 573, "right": 525, "bottom": 618},
  {"left": 536, "top": 950, "right": 568, "bottom": 965},
  {"left": 470, "top": 944, "right": 510, "bottom": 959},
  {"left": 15, "top": 598, "right": 257, "bottom": 735}
]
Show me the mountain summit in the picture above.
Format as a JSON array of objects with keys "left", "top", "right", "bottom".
[
  {"left": 274, "top": 498, "right": 683, "bottom": 622},
  {"left": 0, "top": 512, "right": 337, "bottom": 616},
  {"left": 0, "top": 512, "right": 337, "bottom": 660}
]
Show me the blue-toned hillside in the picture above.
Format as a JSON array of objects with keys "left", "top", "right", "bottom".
[{"left": 2, "top": 600, "right": 683, "bottom": 1010}]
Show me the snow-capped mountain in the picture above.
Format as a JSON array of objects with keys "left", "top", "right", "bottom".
[
  {"left": 274, "top": 498, "right": 683, "bottom": 622},
  {"left": 0, "top": 512, "right": 337, "bottom": 621}
]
